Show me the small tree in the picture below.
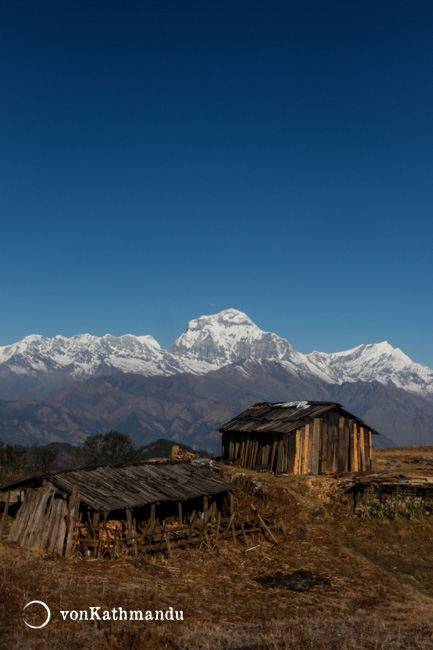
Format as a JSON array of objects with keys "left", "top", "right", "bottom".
[{"left": 83, "top": 431, "right": 138, "bottom": 466}]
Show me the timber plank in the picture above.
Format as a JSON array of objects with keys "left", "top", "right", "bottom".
[
  {"left": 344, "top": 420, "right": 351, "bottom": 472},
  {"left": 311, "top": 419, "right": 320, "bottom": 474},
  {"left": 353, "top": 422, "right": 359, "bottom": 472},
  {"left": 53, "top": 499, "right": 68, "bottom": 556},
  {"left": 338, "top": 418, "right": 345, "bottom": 472},
  {"left": 359, "top": 427, "right": 366, "bottom": 472},
  {"left": 65, "top": 486, "right": 80, "bottom": 558},
  {"left": 321, "top": 418, "right": 328, "bottom": 473}
]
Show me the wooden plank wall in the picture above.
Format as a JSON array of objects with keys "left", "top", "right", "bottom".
[
  {"left": 222, "top": 417, "right": 374, "bottom": 475},
  {"left": 8, "top": 483, "right": 77, "bottom": 556}
]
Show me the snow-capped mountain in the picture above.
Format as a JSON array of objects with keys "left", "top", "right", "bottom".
[
  {"left": 0, "top": 308, "right": 432, "bottom": 400},
  {"left": 0, "top": 332, "right": 187, "bottom": 377},
  {"left": 0, "top": 332, "right": 190, "bottom": 398},
  {"left": 169, "top": 309, "right": 433, "bottom": 397},
  {"left": 170, "top": 308, "right": 297, "bottom": 368},
  {"left": 306, "top": 342, "right": 433, "bottom": 395}
]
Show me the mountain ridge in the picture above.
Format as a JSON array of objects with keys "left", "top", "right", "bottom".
[{"left": 1, "top": 308, "right": 432, "bottom": 400}]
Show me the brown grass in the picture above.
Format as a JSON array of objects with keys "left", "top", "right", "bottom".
[{"left": 2, "top": 448, "right": 433, "bottom": 649}]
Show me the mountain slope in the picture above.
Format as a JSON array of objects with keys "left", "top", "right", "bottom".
[{"left": 1, "top": 362, "right": 433, "bottom": 452}]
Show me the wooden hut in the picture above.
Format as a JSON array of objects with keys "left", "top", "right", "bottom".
[
  {"left": 219, "top": 401, "right": 380, "bottom": 475},
  {"left": 0, "top": 461, "right": 237, "bottom": 558}
]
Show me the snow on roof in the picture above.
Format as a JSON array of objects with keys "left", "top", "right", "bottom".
[{"left": 275, "top": 401, "right": 309, "bottom": 409}]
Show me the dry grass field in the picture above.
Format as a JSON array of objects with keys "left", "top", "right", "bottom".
[{"left": 2, "top": 447, "right": 433, "bottom": 649}]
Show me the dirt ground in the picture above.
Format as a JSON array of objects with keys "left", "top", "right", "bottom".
[{"left": 2, "top": 447, "right": 433, "bottom": 649}]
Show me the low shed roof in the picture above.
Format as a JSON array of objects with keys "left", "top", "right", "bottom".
[
  {"left": 0, "top": 461, "right": 233, "bottom": 512},
  {"left": 219, "top": 401, "right": 380, "bottom": 437}
]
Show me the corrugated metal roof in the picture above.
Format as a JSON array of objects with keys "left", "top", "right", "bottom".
[
  {"left": 219, "top": 401, "right": 380, "bottom": 437},
  {"left": 0, "top": 461, "right": 233, "bottom": 512}
]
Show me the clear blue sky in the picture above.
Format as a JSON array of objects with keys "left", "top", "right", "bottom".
[{"left": 1, "top": 1, "right": 433, "bottom": 367}]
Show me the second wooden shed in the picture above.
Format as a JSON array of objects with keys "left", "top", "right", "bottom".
[{"left": 219, "top": 401, "right": 379, "bottom": 475}]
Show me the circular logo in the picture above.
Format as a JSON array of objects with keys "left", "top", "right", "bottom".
[{"left": 23, "top": 600, "right": 51, "bottom": 629}]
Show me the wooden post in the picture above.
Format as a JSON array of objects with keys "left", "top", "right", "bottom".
[
  {"left": 150, "top": 504, "right": 156, "bottom": 532},
  {"left": 112, "top": 528, "right": 118, "bottom": 559},
  {"left": 297, "top": 428, "right": 304, "bottom": 475},
  {"left": 318, "top": 418, "right": 323, "bottom": 474},
  {"left": 344, "top": 420, "right": 351, "bottom": 472},
  {"left": 293, "top": 430, "right": 301, "bottom": 475},
  {"left": 165, "top": 531, "right": 172, "bottom": 559},
  {"left": 359, "top": 426, "right": 365, "bottom": 470},
  {"left": 287, "top": 433, "right": 296, "bottom": 474},
  {"left": 126, "top": 508, "right": 133, "bottom": 548},
  {"left": 349, "top": 421, "right": 355, "bottom": 472},
  {"left": 215, "top": 511, "right": 221, "bottom": 541},
  {"left": 229, "top": 492, "right": 234, "bottom": 516},
  {"left": 187, "top": 512, "right": 197, "bottom": 541},
  {"left": 311, "top": 419, "right": 320, "bottom": 474},
  {"left": 353, "top": 422, "right": 359, "bottom": 472},
  {"left": 321, "top": 419, "right": 328, "bottom": 473},
  {"left": 240, "top": 441, "right": 246, "bottom": 466},
  {"left": 368, "top": 431, "right": 373, "bottom": 469},
  {"left": 270, "top": 441, "right": 277, "bottom": 472},
  {"left": 331, "top": 414, "right": 338, "bottom": 472},
  {"left": 0, "top": 492, "right": 10, "bottom": 541},
  {"left": 303, "top": 424, "right": 310, "bottom": 474},
  {"left": 307, "top": 423, "right": 314, "bottom": 474},
  {"left": 338, "top": 418, "right": 345, "bottom": 472}
]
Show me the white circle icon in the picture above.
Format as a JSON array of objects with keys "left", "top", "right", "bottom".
[{"left": 23, "top": 600, "right": 51, "bottom": 629}]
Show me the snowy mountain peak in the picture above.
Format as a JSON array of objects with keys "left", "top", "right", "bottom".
[
  {"left": 177, "top": 309, "right": 264, "bottom": 342},
  {"left": 169, "top": 308, "right": 296, "bottom": 369},
  {"left": 183, "top": 308, "right": 258, "bottom": 333},
  {"left": 306, "top": 340, "right": 433, "bottom": 395}
]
